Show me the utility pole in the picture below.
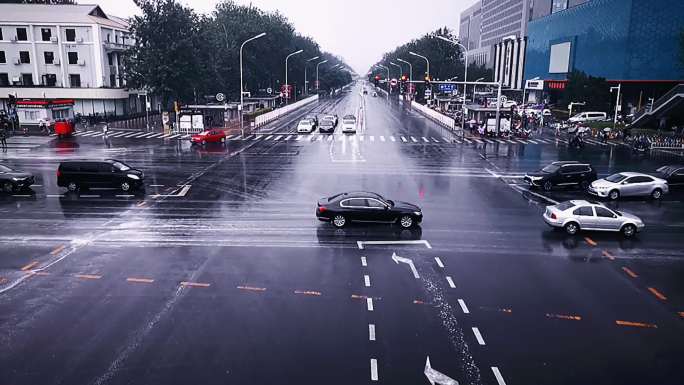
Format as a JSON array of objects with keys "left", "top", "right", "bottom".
[
  {"left": 239, "top": 32, "right": 266, "bottom": 138},
  {"left": 610, "top": 84, "right": 621, "bottom": 131}
]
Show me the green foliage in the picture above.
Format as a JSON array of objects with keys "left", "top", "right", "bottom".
[
  {"left": 125, "top": 0, "right": 351, "bottom": 106},
  {"left": 560, "top": 70, "right": 611, "bottom": 112}
]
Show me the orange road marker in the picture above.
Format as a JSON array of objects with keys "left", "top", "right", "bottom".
[
  {"left": 75, "top": 274, "right": 102, "bottom": 280},
  {"left": 621, "top": 267, "right": 638, "bottom": 278},
  {"left": 546, "top": 313, "right": 582, "bottom": 321},
  {"left": 616, "top": 320, "right": 657, "bottom": 329},
  {"left": 50, "top": 245, "right": 66, "bottom": 255},
  {"left": 584, "top": 237, "right": 597, "bottom": 247},
  {"left": 294, "top": 290, "right": 321, "bottom": 296},
  {"left": 602, "top": 250, "right": 616, "bottom": 260},
  {"left": 180, "top": 281, "right": 210, "bottom": 288},
  {"left": 648, "top": 287, "right": 667, "bottom": 301},
  {"left": 237, "top": 285, "right": 266, "bottom": 292},
  {"left": 20, "top": 261, "right": 38, "bottom": 271},
  {"left": 126, "top": 277, "right": 155, "bottom": 284}
]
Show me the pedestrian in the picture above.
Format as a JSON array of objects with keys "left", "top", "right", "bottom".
[{"left": 0, "top": 126, "right": 7, "bottom": 150}]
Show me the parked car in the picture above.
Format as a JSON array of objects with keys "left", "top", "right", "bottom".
[
  {"left": 524, "top": 161, "right": 597, "bottom": 191},
  {"left": 316, "top": 191, "right": 422, "bottom": 228},
  {"left": 57, "top": 159, "right": 144, "bottom": 192},
  {"left": 0, "top": 164, "right": 35, "bottom": 193},
  {"left": 568, "top": 111, "right": 607, "bottom": 123},
  {"left": 297, "top": 119, "right": 315, "bottom": 134},
  {"left": 319, "top": 119, "right": 335, "bottom": 134},
  {"left": 654, "top": 165, "right": 684, "bottom": 188},
  {"left": 190, "top": 129, "right": 226, "bottom": 145},
  {"left": 341, "top": 115, "right": 357, "bottom": 133},
  {"left": 588, "top": 172, "right": 669, "bottom": 200},
  {"left": 543, "top": 200, "right": 644, "bottom": 237}
]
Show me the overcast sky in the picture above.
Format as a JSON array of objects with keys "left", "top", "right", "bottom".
[{"left": 95, "top": 0, "right": 472, "bottom": 75}]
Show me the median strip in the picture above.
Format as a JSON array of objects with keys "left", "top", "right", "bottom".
[{"left": 615, "top": 320, "right": 657, "bottom": 328}]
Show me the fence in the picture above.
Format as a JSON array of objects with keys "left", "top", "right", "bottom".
[
  {"left": 411, "top": 101, "right": 456, "bottom": 130},
  {"left": 254, "top": 95, "right": 318, "bottom": 128}
]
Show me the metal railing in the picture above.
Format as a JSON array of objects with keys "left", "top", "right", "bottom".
[{"left": 631, "top": 84, "right": 684, "bottom": 126}]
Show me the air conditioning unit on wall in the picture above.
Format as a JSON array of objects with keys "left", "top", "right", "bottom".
[
  {"left": 53, "top": 59, "right": 60, "bottom": 65},
  {"left": 13, "top": 58, "right": 21, "bottom": 65},
  {"left": 76, "top": 37, "right": 84, "bottom": 43},
  {"left": 50, "top": 36, "right": 58, "bottom": 43}
]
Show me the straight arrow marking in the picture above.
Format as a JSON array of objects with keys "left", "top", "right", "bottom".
[{"left": 424, "top": 356, "right": 459, "bottom": 385}]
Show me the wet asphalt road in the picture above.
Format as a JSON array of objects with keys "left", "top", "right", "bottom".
[{"left": 1, "top": 84, "right": 684, "bottom": 385}]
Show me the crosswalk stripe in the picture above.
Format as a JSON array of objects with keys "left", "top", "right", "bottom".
[
  {"left": 422, "top": 137, "right": 429, "bottom": 142},
  {"left": 463, "top": 138, "right": 472, "bottom": 144},
  {"left": 123, "top": 132, "right": 139, "bottom": 138},
  {"left": 389, "top": 136, "right": 395, "bottom": 142},
  {"left": 160, "top": 133, "right": 174, "bottom": 139},
  {"left": 401, "top": 136, "right": 407, "bottom": 142},
  {"left": 410, "top": 136, "right": 418, "bottom": 142},
  {"left": 370, "top": 136, "right": 375, "bottom": 141},
  {"left": 380, "top": 136, "right": 386, "bottom": 142},
  {"left": 110, "top": 132, "right": 129, "bottom": 137},
  {"left": 168, "top": 134, "right": 181, "bottom": 139},
  {"left": 431, "top": 137, "right": 440, "bottom": 143},
  {"left": 265, "top": 135, "right": 274, "bottom": 141},
  {"left": 147, "top": 133, "right": 165, "bottom": 138},
  {"left": 133, "top": 132, "right": 150, "bottom": 138},
  {"left": 506, "top": 139, "right": 516, "bottom": 144},
  {"left": 274, "top": 135, "right": 282, "bottom": 141},
  {"left": 284, "top": 135, "right": 291, "bottom": 141},
  {"left": 527, "top": 139, "right": 538, "bottom": 144}
]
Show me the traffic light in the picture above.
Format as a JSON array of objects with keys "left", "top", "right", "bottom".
[
  {"left": 374, "top": 75, "right": 380, "bottom": 87},
  {"left": 424, "top": 74, "right": 431, "bottom": 86},
  {"left": 400, "top": 75, "right": 408, "bottom": 83}
]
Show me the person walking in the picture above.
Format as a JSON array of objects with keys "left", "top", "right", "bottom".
[{"left": 0, "top": 126, "right": 7, "bottom": 151}]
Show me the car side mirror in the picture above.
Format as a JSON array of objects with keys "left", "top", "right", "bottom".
[{"left": 621, "top": 181, "right": 628, "bottom": 185}]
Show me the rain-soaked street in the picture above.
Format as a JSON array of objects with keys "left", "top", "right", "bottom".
[{"left": 1, "top": 84, "right": 684, "bottom": 385}]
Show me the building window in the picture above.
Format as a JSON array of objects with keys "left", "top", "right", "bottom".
[
  {"left": 19, "top": 51, "right": 30, "bottom": 64},
  {"left": 65, "top": 28, "right": 76, "bottom": 42},
  {"left": 0, "top": 73, "right": 8, "bottom": 87},
  {"left": 21, "top": 73, "right": 33, "bottom": 86},
  {"left": 44, "top": 51, "right": 54, "bottom": 64},
  {"left": 69, "top": 74, "right": 81, "bottom": 87},
  {"left": 552, "top": 0, "right": 568, "bottom": 13},
  {"left": 68, "top": 52, "right": 78, "bottom": 65},
  {"left": 0, "top": 51, "right": 5, "bottom": 64},
  {"left": 16, "top": 27, "right": 28, "bottom": 41},
  {"left": 110, "top": 74, "right": 116, "bottom": 87},
  {"left": 41, "top": 28, "right": 52, "bottom": 41},
  {"left": 0, "top": 28, "right": 3, "bottom": 41},
  {"left": 108, "top": 53, "right": 113, "bottom": 66},
  {"left": 42, "top": 73, "right": 57, "bottom": 86}
]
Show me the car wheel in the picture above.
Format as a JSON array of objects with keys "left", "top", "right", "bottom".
[
  {"left": 67, "top": 182, "right": 78, "bottom": 192},
  {"left": 2, "top": 181, "right": 15, "bottom": 193},
  {"left": 543, "top": 180, "right": 553, "bottom": 191},
  {"left": 651, "top": 188, "right": 662, "bottom": 200},
  {"left": 609, "top": 190, "right": 620, "bottom": 200},
  {"left": 621, "top": 224, "right": 636, "bottom": 238},
  {"left": 399, "top": 215, "right": 414, "bottom": 228},
  {"left": 201, "top": 140, "right": 206, "bottom": 145},
  {"left": 332, "top": 215, "right": 347, "bottom": 228},
  {"left": 580, "top": 180, "right": 589, "bottom": 191},
  {"left": 121, "top": 182, "right": 131, "bottom": 192},
  {"left": 564, "top": 222, "right": 579, "bottom": 235}
]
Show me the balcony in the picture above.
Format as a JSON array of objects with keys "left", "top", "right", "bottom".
[{"left": 103, "top": 41, "right": 129, "bottom": 51}]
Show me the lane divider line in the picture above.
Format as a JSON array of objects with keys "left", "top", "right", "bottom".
[
  {"left": 180, "top": 281, "right": 210, "bottom": 288},
  {"left": 294, "top": 290, "right": 321, "bottom": 296},
  {"left": 367, "top": 297, "right": 374, "bottom": 311},
  {"left": 20, "top": 261, "right": 38, "bottom": 271},
  {"left": 615, "top": 320, "right": 657, "bottom": 329},
  {"left": 602, "top": 250, "right": 616, "bottom": 260},
  {"left": 126, "top": 277, "right": 154, "bottom": 284},
  {"left": 472, "top": 327, "right": 486, "bottom": 345},
  {"left": 446, "top": 276, "right": 456, "bottom": 288},
  {"left": 622, "top": 266, "right": 638, "bottom": 278},
  {"left": 584, "top": 237, "right": 598, "bottom": 247},
  {"left": 458, "top": 299, "right": 470, "bottom": 314},
  {"left": 370, "top": 358, "right": 379, "bottom": 381},
  {"left": 75, "top": 274, "right": 102, "bottom": 280},
  {"left": 361, "top": 256, "right": 367, "bottom": 267},
  {"left": 434, "top": 257, "right": 444, "bottom": 268},
  {"left": 492, "top": 367, "right": 507, "bottom": 385},
  {"left": 648, "top": 287, "right": 667, "bottom": 301},
  {"left": 364, "top": 275, "right": 371, "bottom": 287},
  {"left": 237, "top": 285, "right": 266, "bottom": 292},
  {"left": 546, "top": 313, "right": 582, "bottom": 321},
  {"left": 50, "top": 245, "right": 65, "bottom": 256},
  {"left": 368, "top": 324, "right": 376, "bottom": 341}
]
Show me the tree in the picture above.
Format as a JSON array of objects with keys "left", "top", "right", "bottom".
[{"left": 561, "top": 70, "right": 611, "bottom": 112}]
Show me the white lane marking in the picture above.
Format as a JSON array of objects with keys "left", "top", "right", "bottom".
[
  {"left": 458, "top": 299, "right": 470, "bottom": 314},
  {"left": 492, "top": 367, "right": 507, "bottom": 385},
  {"left": 359, "top": 135, "right": 365, "bottom": 141},
  {"left": 116, "top": 194, "right": 135, "bottom": 198},
  {"left": 431, "top": 137, "right": 440, "bottom": 143},
  {"left": 364, "top": 275, "right": 371, "bottom": 287},
  {"left": 401, "top": 136, "right": 407, "bottom": 142},
  {"left": 46, "top": 194, "right": 64, "bottom": 198},
  {"left": 392, "top": 252, "right": 419, "bottom": 279},
  {"left": 123, "top": 132, "right": 140, "bottom": 138},
  {"left": 357, "top": 240, "right": 431, "bottom": 249},
  {"left": 284, "top": 135, "right": 292, "bottom": 141},
  {"left": 149, "top": 184, "right": 164, "bottom": 187},
  {"left": 472, "top": 327, "right": 486, "bottom": 345},
  {"left": 510, "top": 184, "right": 559, "bottom": 205},
  {"left": 370, "top": 359, "right": 379, "bottom": 381},
  {"left": 160, "top": 133, "right": 174, "bottom": 139},
  {"left": 367, "top": 297, "right": 374, "bottom": 311},
  {"left": 265, "top": 135, "right": 274, "bottom": 141},
  {"left": 463, "top": 138, "right": 472, "bottom": 144},
  {"left": 421, "top": 136, "right": 428, "bottom": 142},
  {"left": 368, "top": 324, "right": 376, "bottom": 341},
  {"left": 168, "top": 134, "right": 181, "bottom": 139},
  {"left": 273, "top": 135, "right": 282, "bottom": 141},
  {"left": 434, "top": 257, "right": 444, "bottom": 268},
  {"left": 133, "top": 132, "right": 150, "bottom": 138},
  {"left": 390, "top": 136, "right": 396, "bottom": 142},
  {"left": 79, "top": 194, "right": 100, "bottom": 198},
  {"left": 361, "top": 256, "right": 367, "bottom": 266},
  {"left": 370, "top": 135, "right": 375, "bottom": 141},
  {"left": 527, "top": 139, "right": 538, "bottom": 144},
  {"left": 327, "top": 135, "right": 333, "bottom": 141},
  {"left": 380, "top": 136, "right": 386, "bottom": 142},
  {"left": 295, "top": 135, "right": 302, "bottom": 141},
  {"left": 446, "top": 276, "right": 456, "bottom": 288},
  {"left": 147, "top": 133, "right": 165, "bottom": 138}
]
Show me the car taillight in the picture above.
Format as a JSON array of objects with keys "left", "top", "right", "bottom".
[
  {"left": 551, "top": 213, "right": 557, "bottom": 220},
  {"left": 318, "top": 206, "right": 327, "bottom": 213},
  {"left": 56, "top": 169, "right": 62, "bottom": 178}
]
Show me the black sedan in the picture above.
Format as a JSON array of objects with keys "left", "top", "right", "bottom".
[
  {"left": 655, "top": 165, "right": 684, "bottom": 188},
  {"left": 0, "top": 164, "right": 35, "bottom": 193},
  {"left": 316, "top": 191, "right": 422, "bottom": 228}
]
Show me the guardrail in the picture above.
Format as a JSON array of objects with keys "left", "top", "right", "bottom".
[
  {"left": 410, "top": 101, "right": 456, "bottom": 130},
  {"left": 254, "top": 95, "right": 319, "bottom": 128}
]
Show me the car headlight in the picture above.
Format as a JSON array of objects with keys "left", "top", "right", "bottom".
[
  {"left": 11, "top": 177, "right": 24, "bottom": 181},
  {"left": 528, "top": 176, "right": 543, "bottom": 180},
  {"left": 127, "top": 174, "right": 140, "bottom": 180},
  {"left": 413, "top": 211, "right": 422, "bottom": 216}
]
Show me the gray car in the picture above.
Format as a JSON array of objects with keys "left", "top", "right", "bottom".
[
  {"left": 543, "top": 200, "right": 644, "bottom": 237},
  {"left": 588, "top": 172, "right": 669, "bottom": 200}
]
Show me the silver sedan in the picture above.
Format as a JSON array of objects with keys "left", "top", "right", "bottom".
[
  {"left": 543, "top": 200, "right": 644, "bottom": 237},
  {"left": 588, "top": 172, "right": 669, "bottom": 200}
]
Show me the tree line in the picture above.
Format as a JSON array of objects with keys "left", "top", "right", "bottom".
[{"left": 124, "top": 0, "right": 352, "bottom": 107}]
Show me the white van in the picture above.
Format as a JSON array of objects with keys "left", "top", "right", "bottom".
[{"left": 568, "top": 111, "right": 607, "bottom": 123}]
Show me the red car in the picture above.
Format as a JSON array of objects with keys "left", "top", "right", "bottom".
[
  {"left": 54, "top": 120, "right": 75, "bottom": 138},
  {"left": 190, "top": 129, "right": 226, "bottom": 145}
]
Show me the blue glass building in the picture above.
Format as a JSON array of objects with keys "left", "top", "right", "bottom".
[{"left": 525, "top": 0, "right": 684, "bottom": 82}]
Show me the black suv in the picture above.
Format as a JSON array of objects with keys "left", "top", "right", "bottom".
[
  {"left": 0, "top": 164, "right": 35, "bottom": 193},
  {"left": 524, "top": 161, "right": 597, "bottom": 191},
  {"left": 57, "top": 159, "right": 144, "bottom": 192}
]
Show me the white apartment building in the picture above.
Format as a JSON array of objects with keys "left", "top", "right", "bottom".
[{"left": 0, "top": 3, "right": 146, "bottom": 117}]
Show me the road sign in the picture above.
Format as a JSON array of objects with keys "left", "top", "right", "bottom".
[
  {"left": 438, "top": 84, "right": 455, "bottom": 92},
  {"left": 267, "top": 87, "right": 273, "bottom": 95},
  {"left": 281, "top": 84, "right": 293, "bottom": 99},
  {"left": 215, "top": 92, "right": 225, "bottom": 102},
  {"left": 390, "top": 78, "right": 398, "bottom": 86},
  {"left": 500, "top": 95, "right": 508, "bottom": 103},
  {"left": 425, "top": 89, "right": 432, "bottom": 97}
]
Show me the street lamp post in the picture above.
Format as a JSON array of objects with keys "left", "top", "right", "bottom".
[
  {"left": 285, "top": 49, "right": 303, "bottom": 105},
  {"left": 239, "top": 32, "right": 266, "bottom": 138},
  {"left": 396, "top": 58, "right": 412, "bottom": 82},
  {"left": 436, "top": 35, "right": 468, "bottom": 132},
  {"left": 374, "top": 64, "right": 390, "bottom": 98},
  {"left": 409, "top": 51, "right": 430, "bottom": 103},
  {"left": 315, "top": 59, "right": 329, "bottom": 92},
  {"left": 473, "top": 77, "right": 484, "bottom": 103},
  {"left": 304, "top": 56, "right": 319, "bottom": 96},
  {"left": 610, "top": 84, "right": 622, "bottom": 131}
]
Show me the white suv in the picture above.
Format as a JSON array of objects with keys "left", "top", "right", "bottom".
[
  {"left": 341, "top": 115, "right": 357, "bottom": 133},
  {"left": 568, "top": 111, "right": 607, "bottom": 123},
  {"left": 297, "top": 119, "right": 315, "bottom": 133}
]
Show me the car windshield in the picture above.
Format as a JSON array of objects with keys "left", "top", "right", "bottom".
[
  {"left": 299, "top": 120, "right": 311, "bottom": 125},
  {"left": 605, "top": 173, "right": 627, "bottom": 183},
  {"left": 541, "top": 164, "right": 560, "bottom": 173},
  {"left": 199, "top": 131, "right": 209, "bottom": 135},
  {"left": 0, "top": 165, "right": 13, "bottom": 172},
  {"left": 111, "top": 161, "right": 131, "bottom": 171}
]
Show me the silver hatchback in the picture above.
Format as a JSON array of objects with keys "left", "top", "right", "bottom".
[
  {"left": 543, "top": 200, "right": 644, "bottom": 237},
  {"left": 588, "top": 172, "right": 669, "bottom": 200}
]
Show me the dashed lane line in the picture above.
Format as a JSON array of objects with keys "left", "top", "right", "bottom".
[
  {"left": 446, "top": 276, "right": 456, "bottom": 288},
  {"left": 237, "top": 285, "right": 267, "bottom": 292},
  {"left": 368, "top": 324, "right": 376, "bottom": 341},
  {"left": 458, "top": 299, "right": 470, "bottom": 314},
  {"left": 294, "top": 290, "right": 322, "bottom": 296},
  {"left": 126, "top": 277, "right": 155, "bottom": 284},
  {"left": 20, "top": 261, "right": 38, "bottom": 271},
  {"left": 615, "top": 320, "right": 657, "bottom": 329},
  {"left": 180, "top": 281, "right": 211, "bottom": 288},
  {"left": 361, "top": 256, "right": 367, "bottom": 266},
  {"left": 492, "top": 367, "right": 507, "bottom": 385},
  {"left": 50, "top": 245, "right": 66, "bottom": 256},
  {"left": 370, "top": 358, "right": 379, "bottom": 381},
  {"left": 622, "top": 266, "right": 638, "bottom": 278},
  {"left": 546, "top": 313, "right": 582, "bottom": 321},
  {"left": 367, "top": 297, "right": 374, "bottom": 311},
  {"left": 472, "top": 327, "right": 486, "bottom": 345},
  {"left": 648, "top": 287, "right": 667, "bottom": 301},
  {"left": 75, "top": 274, "right": 102, "bottom": 280},
  {"left": 364, "top": 275, "right": 371, "bottom": 287},
  {"left": 584, "top": 237, "right": 598, "bottom": 247},
  {"left": 434, "top": 257, "right": 444, "bottom": 268}
]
